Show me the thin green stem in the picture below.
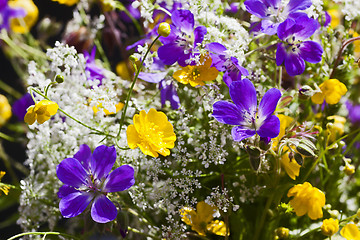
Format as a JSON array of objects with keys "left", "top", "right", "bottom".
[
  {"left": 116, "top": 35, "right": 160, "bottom": 139},
  {"left": 94, "top": 38, "right": 111, "bottom": 70},
  {"left": 0, "top": 132, "right": 16, "bottom": 142},
  {"left": 252, "top": 193, "right": 275, "bottom": 240},
  {"left": 7, "top": 231, "right": 80, "bottom": 240},
  {"left": 0, "top": 80, "right": 22, "bottom": 99},
  {"left": 244, "top": 40, "right": 277, "bottom": 57},
  {"left": 115, "top": 2, "right": 143, "bottom": 35}
]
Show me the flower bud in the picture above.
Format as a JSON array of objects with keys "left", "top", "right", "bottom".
[
  {"left": 344, "top": 164, "right": 355, "bottom": 175},
  {"left": 275, "top": 227, "right": 289, "bottom": 239},
  {"left": 158, "top": 22, "right": 171, "bottom": 37},
  {"left": 55, "top": 75, "right": 64, "bottom": 83}
]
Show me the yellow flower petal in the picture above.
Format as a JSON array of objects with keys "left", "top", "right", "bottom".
[
  {"left": 281, "top": 147, "right": 301, "bottom": 180},
  {"left": 9, "top": 0, "right": 38, "bottom": 34},
  {"left": 312, "top": 79, "right": 347, "bottom": 105},
  {"left": 0, "top": 95, "right": 12, "bottom": 127},
  {"left": 340, "top": 223, "right": 360, "bottom": 240},
  {"left": 321, "top": 218, "right": 339, "bottom": 236},
  {"left": 207, "top": 220, "right": 229, "bottom": 236},
  {"left": 51, "top": 0, "right": 79, "bottom": 6}
]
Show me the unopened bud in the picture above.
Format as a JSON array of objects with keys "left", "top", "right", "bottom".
[
  {"left": 344, "top": 164, "right": 355, "bottom": 175},
  {"left": 158, "top": 22, "right": 171, "bottom": 37},
  {"left": 275, "top": 227, "right": 289, "bottom": 239},
  {"left": 55, "top": 75, "right": 64, "bottom": 83}
]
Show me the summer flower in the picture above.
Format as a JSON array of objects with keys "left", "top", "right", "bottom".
[
  {"left": 51, "top": 0, "right": 79, "bottom": 6},
  {"left": 346, "top": 101, "right": 360, "bottom": 126},
  {"left": 321, "top": 218, "right": 339, "bottom": 236},
  {"left": 311, "top": 79, "right": 347, "bottom": 105},
  {"left": 12, "top": 93, "right": 34, "bottom": 121},
  {"left": 56, "top": 144, "right": 135, "bottom": 223},
  {"left": 84, "top": 47, "right": 105, "bottom": 84},
  {"left": 244, "top": 0, "right": 312, "bottom": 35},
  {"left": 0, "top": 94, "right": 12, "bottom": 127},
  {"left": 0, "top": 171, "right": 10, "bottom": 196},
  {"left": 276, "top": 15, "right": 323, "bottom": 76},
  {"left": 207, "top": 42, "right": 249, "bottom": 86},
  {"left": 0, "top": 0, "right": 26, "bottom": 31},
  {"left": 212, "top": 79, "right": 281, "bottom": 142},
  {"left": 180, "top": 201, "right": 228, "bottom": 236},
  {"left": 127, "top": 108, "right": 176, "bottom": 158},
  {"left": 173, "top": 54, "right": 219, "bottom": 87},
  {"left": 327, "top": 8, "right": 341, "bottom": 28},
  {"left": 24, "top": 100, "right": 59, "bottom": 125},
  {"left": 92, "top": 102, "right": 124, "bottom": 115},
  {"left": 326, "top": 115, "right": 346, "bottom": 143},
  {"left": 157, "top": 9, "right": 207, "bottom": 67},
  {"left": 8, "top": 0, "right": 38, "bottom": 34},
  {"left": 287, "top": 182, "right": 325, "bottom": 220},
  {"left": 340, "top": 223, "right": 360, "bottom": 240}
]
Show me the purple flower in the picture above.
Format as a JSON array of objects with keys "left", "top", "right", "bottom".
[
  {"left": 346, "top": 101, "right": 360, "bottom": 126},
  {"left": 84, "top": 47, "right": 105, "bottom": 84},
  {"left": 157, "top": 9, "right": 207, "bottom": 67},
  {"left": 12, "top": 93, "right": 35, "bottom": 121},
  {"left": 0, "top": 0, "right": 26, "bottom": 31},
  {"left": 244, "top": 0, "right": 312, "bottom": 35},
  {"left": 56, "top": 144, "right": 135, "bottom": 223},
  {"left": 207, "top": 42, "right": 249, "bottom": 86},
  {"left": 212, "top": 79, "right": 281, "bottom": 141},
  {"left": 276, "top": 15, "right": 323, "bottom": 76}
]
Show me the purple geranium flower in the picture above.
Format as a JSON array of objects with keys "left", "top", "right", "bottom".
[
  {"left": 244, "top": 0, "right": 312, "bottom": 35},
  {"left": 84, "top": 47, "right": 105, "bottom": 84},
  {"left": 157, "top": 9, "right": 207, "bottom": 67},
  {"left": 0, "top": 0, "right": 26, "bottom": 31},
  {"left": 346, "top": 101, "right": 360, "bottom": 126},
  {"left": 207, "top": 42, "right": 249, "bottom": 86},
  {"left": 56, "top": 144, "right": 135, "bottom": 223},
  {"left": 276, "top": 15, "right": 323, "bottom": 76},
  {"left": 212, "top": 79, "right": 281, "bottom": 141},
  {"left": 12, "top": 93, "right": 35, "bottom": 121}
]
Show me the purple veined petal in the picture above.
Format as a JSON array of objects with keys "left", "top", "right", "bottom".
[
  {"left": 126, "top": 38, "right": 149, "bottom": 51},
  {"left": 231, "top": 57, "right": 249, "bottom": 76},
  {"left": 177, "top": 52, "right": 192, "bottom": 67},
  {"left": 169, "top": 82, "right": 180, "bottom": 110},
  {"left": 171, "top": 9, "right": 195, "bottom": 35},
  {"left": 244, "top": 0, "right": 268, "bottom": 18},
  {"left": 212, "top": 101, "right": 244, "bottom": 125},
  {"left": 263, "top": 0, "right": 280, "bottom": 8},
  {"left": 257, "top": 115, "right": 280, "bottom": 138},
  {"left": 59, "top": 192, "right": 93, "bottom": 218},
  {"left": 91, "top": 195, "right": 117, "bottom": 223},
  {"left": 209, "top": 53, "right": 227, "bottom": 71},
  {"left": 56, "top": 158, "right": 89, "bottom": 188},
  {"left": 299, "top": 41, "right": 323, "bottom": 63},
  {"left": 324, "top": 11, "right": 331, "bottom": 27},
  {"left": 285, "top": 0, "right": 312, "bottom": 14},
  {"left": 284, "top": 52, "right": 305, "bottom": 76},
  {"left": 223, "top": 71, "right": 235, "bottom": 87},
  {"left": 261, "top": 19, "right": 279, "bottom": 35},
  {"left": 231, "top": 126, "right": 256, "bottom": 141},
  {"left": 138, "top": 72, "right": 167, "bottom": 83},
  {"left": 73, "top": 144, "right": 92, "bottom": 171},
  {"left": 57, "top": 185, "right": 79, "bottom": 199},
  {"left": 276, "top": 43, "right": 286, "bottom": 66},
  {"left": 158, "top": 43, "right": 183, "bottom": 65},
  {"left": 103, "top": 165, "right": 135, "bottom": 192},
  {"left": 194, "top": 26, "right": 207, "bottom": 46},
  {"left": 258, "top": 88, "right": 282, "bottom": 120},
  {"left": 249, "top": 21, "right": 262, "bottom": 35},
  {"left": 207, "top": 42, "right": 227, "bottom": 54},
  {"left": 159, "top": 24, "right": 180, "bottom": 44},
  {"left": 293, "top": 16, "right": 320, "bottom": 41},
  {"left": 160, "top": 81, "right": 180, "bottom": 110},
  {"left": 277, "top": 18, "right": 296, "bottom": 41},
  {"left": 229, "top": 79, "right": 257, "bottom": 113},
  {"left": 91, "top": 145, "right": 117, "bottom": 180}
]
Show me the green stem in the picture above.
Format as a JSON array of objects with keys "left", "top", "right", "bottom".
[
  {"left": 0, "top": 132, "right": 16, "bottom": 142},
  {"left": 7, "top": 231, "right": 80, "bottom": 240},
  {"left": 116, "top": 35, "right": 160, "bottom": 139},
  {"left": 94, "top": 38, "right": 111, "bottom": 70},
  {"left": 0, "top": 80, "right": 22, "bottom": 99},
  {"left": 128, "top": 227, "right": 162, "bottom": 240},
  {"left": 115, "top": 2, "right": 143, "bottom": 35},
  {"left": 252, "top": 193, "right": 275, "bottom": 240}
]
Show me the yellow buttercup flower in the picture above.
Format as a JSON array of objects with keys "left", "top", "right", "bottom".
[
  {"left": 24, "top": 100, "right": 59, "bottom": 125},
  {"left": 51, "top": 0, "right": 79, "bottom": 6},
  {"left": 9, "top": 0, "right": 38, "bottom": 33},
  {"left": 311, "top": 79, "right": 347, "bottom": 105},
  {"left": 321, "top": 218, "right": 339, "bottom": 236},
  {"left": 0, "top": 171, "right": 10, "bottom": 196},
  {"left": 340, "top": 223, "right": 360, "bottom": 240},
  {"left": 127, "top": 108, "right": 176, "bottom": 158},
  {"left": 287, "top": 182, "right": 325, "bottom": 220},
  {"left": 0, "top": 94, "right": 12, "bottom": 127},
  {"left": 327, "top": 9, "right": 341, "bottom": 28},
  {"left": 180, "top": 201, "right": 228, "bottom": 236},
  {"left": 173, "top": 54, "right": 219, "bottom": 87},
  {"left": 327, "top": 115, "right": 346, "bottom": 142},
  {"left": 281, "top": 146, "right": 301, "bottom": 180}
]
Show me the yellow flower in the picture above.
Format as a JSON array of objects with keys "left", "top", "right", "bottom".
[
  {"left": 327, "top": 115, "right": 346, "bottom": 142},
  {"left": 321, "top": 218, "right": 339, "bottom": 236},
  {"left": 340, "top": 223, "right": 360, "bottom": 240},
  {"left": 0, "top": 94, "right": 12, "bottom": 127},
  {"left": 272, "top": 114, "right": 294, "bottom": 150},
  {"left": 180, "top": 201, "right": 228, "bottom": 236},
  {"left": 158, "top": 22, "right": 171, "bottom": 37},
  {"left": 51, "top": 0, "right": 79, "bottom": 6},
  {"left": 127, "top": 108, "right": 176, "bottom": 158},
  {"left": 24, "top": 100, "right": 59, "bottom": 125},
  {"left": 311, "top": 79, "right": 347, "bottom": 105},
  {"left": 173, "top": 54, "right": 219, "bottom": 87},
  {"left": 116, "top": 61, "right": 134, "bottom": 81},
  {"left": 0, "top": 171, "right": 10, "bottom": 196},
  {"left": 9, "top": 0, "right": 38, "bottom": 33},
  {"left": 327, "top": 9, "right": 341, "bottom": 28},
  {"left": 287, "top": 182, "right": 325, "bottom": 220},
  {"left": 92, "top": 102, "right": 124, "bottom": 115},
  {"left": 281, "top": 146, "right": 301, "bottom": 180}
]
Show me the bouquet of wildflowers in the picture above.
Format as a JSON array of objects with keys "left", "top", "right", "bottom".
[{"left": 1, "top": 0, "right": 360, "bottom": 239}]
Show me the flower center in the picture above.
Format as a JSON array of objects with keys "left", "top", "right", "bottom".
[{"left": 175, "top": 32, "right": 194, "bottom": 52}]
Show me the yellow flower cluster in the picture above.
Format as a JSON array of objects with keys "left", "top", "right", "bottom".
[
  {"left": 0, "top": 94, "right": 12, "bottom": 127},
  {"left": 9, "top": 0, "right": 38, "bottom": 34},
  {"left": 287, "top": 182, "right": 325, "bottom": 220},
  {"left": 127, "top": 108, "right": 176, "bottom": 158},
  {"left": 311, "top": 79, "right": 347, "bottom": 105},
  {"left": 173, "top": 55, "right": 219, "bottom": 87},
  {"left": 180, "top": 201, "right": 228, "bottom": 236},
  {"left": 24, "top": 100, "right": 59, "bottom": 125},
  {"left": 321, "top": 218, "right": 339, "bottom": 236}
]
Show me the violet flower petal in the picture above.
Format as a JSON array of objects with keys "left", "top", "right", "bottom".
[
  {"left": 158, "top": 43, "right": 184, "bottom": 65},
  {"left": 73, "top": 144, "right": 92, "bottom": 171},
  {"left": 276, "top": 43, "right": 286, "bottom": 66},
  {"left": 207, "top": 42, "right": 227, "bottom": 54},
  {"left": 104, "top": 165, "right": 135, "bottom": 192},
  {"left": 91, "top": 145, "right": 117, "bottom": 180},
  {"left": 171, "top": 9, "right": 194, "bottom": 35},
  {"left": 286, "top": 0, "right": 312, "bottom": 13},
  {"left": 57, "top": 185, "right": 79, "bottom": 199},
  {"left": 258, "top": 88, "right": 282, "bottom": 120},
  {"left": 138, "top": 72, "right": 167, "bottom": 83},
  {"left": 229, "top": 79, "right": 257, "bottom": 113},
  {"left": 257, "top": 115, "right": 280, "bottom": 138},
  {"left": 56, "top": 158, "right": 88, "bottom": 188},
  {"left": 299, "top": 41, "right": 323, "bottom": 63},
  {"left": 59, "top": 192, "right": 93, "bottom": 218},
  {"left": 91, "top": 195, "right": 118, "bottom": 223},
  {"left": 212, "top": 101, "right": 244, "bottom": 125},
  {"left": 194, "top": 26, "right": 207, "bottom": 46},
  {"left": 231, "top": 126, "right": 256, "bottom": 141},
  {"left": 244, "top": 0, "right": 268, "bottom": 18},
  {"left": 285, "top": 52, "right": 305, "bottom": 76}
]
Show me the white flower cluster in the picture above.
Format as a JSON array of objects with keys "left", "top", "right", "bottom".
[{"left": 334, "top": 0, "right": 360, "bottom": 21}]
